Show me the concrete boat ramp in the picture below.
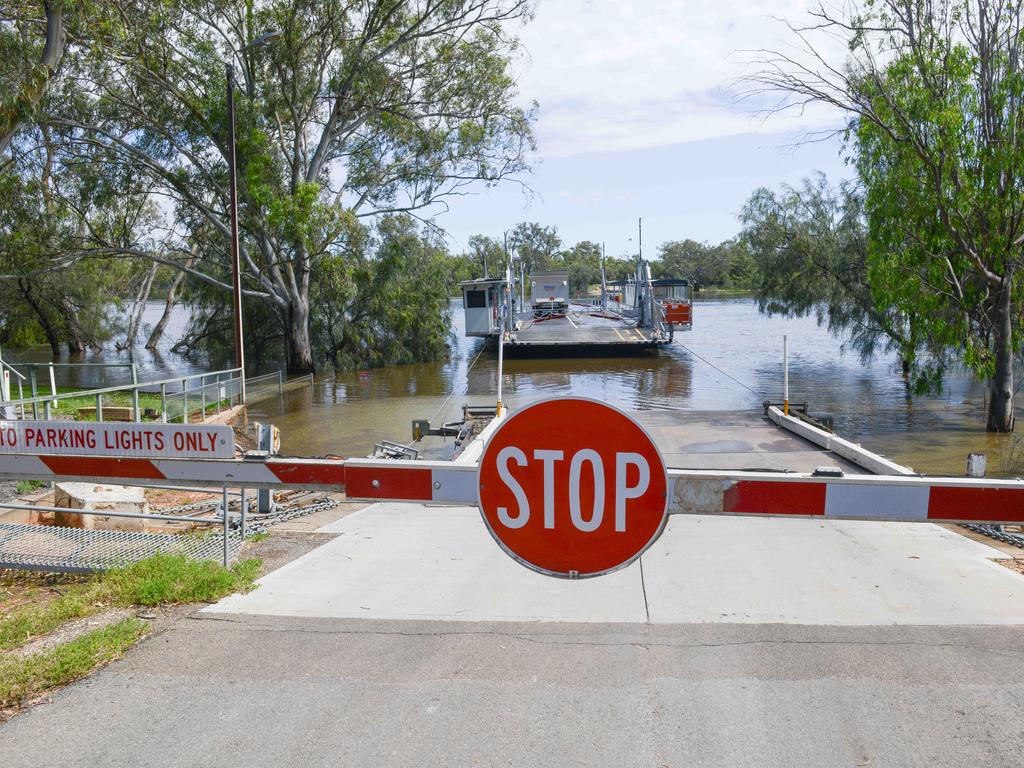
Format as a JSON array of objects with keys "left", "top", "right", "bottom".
[{"left": 210, "top": 409, "right": 1024, "bottom": 626}]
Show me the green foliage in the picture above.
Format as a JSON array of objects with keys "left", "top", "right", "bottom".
[
  {"left": 311, "top": 215, "right": 454, "bottom": 368},
  {"left": 509, "top": 222, "right": 562, "bottom": 273},
  {"left": 105, "top": 553, "right": 261, "bottom": 607},
  {"left": 750, "top": 0, "right": 1024, "bottom": 429},
  {"left": 847, "top": 2, "right": 1024, "bottom": 428},
  {"left": 39, "top": 0, "right": 537, "bottom": 373},
  {"left": 0, "top": 618, "right": 147, "bottom": 711},
  {"left": 653, "top": 238, "right": 758, "bottom": 290},
  {"left": 741, "top": 175, "right": 919, "bottom": 371}
]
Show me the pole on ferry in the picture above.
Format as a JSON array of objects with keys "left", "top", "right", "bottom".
[
  {"left": 783, "top": 335, "right": 789, "bottom": 416},
  {"left": 600, "top": 243, "right": 608, "bottom": 313}
]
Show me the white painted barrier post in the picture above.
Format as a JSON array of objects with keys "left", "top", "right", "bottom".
[
  {"left": 783, "top": 335, "right": 789, "bottom": 416},
  {"left": 0, "top": 369, "right": 10, "bottom": 421}
]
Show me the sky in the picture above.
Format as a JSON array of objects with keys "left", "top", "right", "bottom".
[{"left": 434, "top": 0, "right": 853, "bottom": 257}]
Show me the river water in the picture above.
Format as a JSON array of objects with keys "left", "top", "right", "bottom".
[{"left": 3, "top": 298, "right": 1015, "bottom": 475}]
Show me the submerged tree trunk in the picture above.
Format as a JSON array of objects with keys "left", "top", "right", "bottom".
[
  {"left": 987, "top": 278, "right": 1014, "bottom": 433},
  {"left": 146, "top": 259, "right": 192, "bottom": 350},
  {"left": 56, "top": 295, "right": 98, "bottom": 353},
  {"left": 18, "top": 279, "right": 61, "bottom": 356},
  {"left": 119, "top": 263, "right": 158, "bottom": 350},
  {"left": 285, "top": 299, "right": 315, "bottom": 374}
]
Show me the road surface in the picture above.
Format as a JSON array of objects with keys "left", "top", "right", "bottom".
[{"left": 2, "top": 505, "right": 1023, "bottom": 767}]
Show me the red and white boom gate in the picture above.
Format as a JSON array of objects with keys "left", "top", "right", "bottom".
[
  {"left": 2, "top": 401, "right": 1024, "bottom": 578},
  {"left": 2, "top": 452, "right": 1024, "bottom": 522}
]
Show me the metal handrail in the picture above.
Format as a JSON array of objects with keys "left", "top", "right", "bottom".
[
  {"left": 0, "top": 358, "right": 26, "bottom": 381},
  {"left": 0, "top": 367, "right": 243, "bottom": 408}
]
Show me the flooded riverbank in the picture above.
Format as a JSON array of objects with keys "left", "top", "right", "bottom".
[
  {"left": 2, "top": 298, "right": 1016, "bottom": 475},
  {"left": 247, "top": 298, "right": 1012, "bottom": 476}
]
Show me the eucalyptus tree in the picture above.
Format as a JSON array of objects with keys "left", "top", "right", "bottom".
[
  {"left": 748, "top": 0, "right": 1024, "bottom": 432},
  {"left": 0, "top": 1, "right": 68, "bottom": 156},
  {"left": 55, "top": 0, "right": 535, "bottom": 373},
  {"left": 741, "top": 175, "right": 924, "bottom": 377},
  {"left": 509, "top": 222, "right": 560, "bottom": 273}
]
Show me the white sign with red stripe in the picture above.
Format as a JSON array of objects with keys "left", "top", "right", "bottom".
[{"left": 0, "top": 421, "right": 234, "bottom": 459}]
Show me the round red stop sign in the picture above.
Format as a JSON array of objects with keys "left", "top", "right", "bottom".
[{"left": 477, "top": 397, "right": 669, "bottom": 578}]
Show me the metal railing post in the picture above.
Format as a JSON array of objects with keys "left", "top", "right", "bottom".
[
  {"left": 48, "top": 363, "right": 57, "bottom": 408},
  {"left": 257, "top": 423, "right": 276, "bottom": 514},
  {"left": 182, "top": 378, "right": 188, "bottom": 425},
  {"left": 783, "top": 335, "right": 789, "bottom": 417},
  {"left": 160, "top": 383, "right": 167, "bottom": 423},
  {"left": 240, "top": 488, "right": 246, "bottom": 539},
  {"left": 222, "top": 486, "right": 230, "bottom": 567},
  {"left": 95, "top": 393, "right": 103, "bottom": 422},
  {"left": 29, "top": 368, "right": 38, "bottom": 419},
  {"left": 131, "top": 363, "right": 140, "bottom": 421},
  {"left": 200, "top": 375, "right": 206, "bottom": 421}
]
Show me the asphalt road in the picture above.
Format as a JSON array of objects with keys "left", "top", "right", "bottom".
[{"left": 2, "top": 613, "right": 1023, "bottom": 767}]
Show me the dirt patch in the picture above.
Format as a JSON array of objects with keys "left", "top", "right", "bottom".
[
  {"left": 10, "top": 608, "right": 135, "bottom": 659},
  {"left": 1, "top": 570, "right": 91, "bottom": 613},
  {"left": 144, "top": 487, "right": 219, "bottom": 509},
  {"left": 995, "top": 558, "right": 1024, "bottom": 576}
]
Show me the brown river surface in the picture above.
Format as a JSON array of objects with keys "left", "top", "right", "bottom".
[{"left": 4, "top": 298, "right": 1018, "bottom": 476}]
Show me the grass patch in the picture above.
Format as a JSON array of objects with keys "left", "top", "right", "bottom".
[
  {"left": 105, "top": 553, "right": 261, "bottom": 607},
  {"left": 0, "top": 553, "right": 260, "bottom": 653},
  {"left": 246, "top": 532, "right": 269, "bottom": 543},
  {"left": 14, "top": 479, "right": 45, "bottom": 494},
  {"left": 0, "top": 619, "right": 147, "bottom": 710}
]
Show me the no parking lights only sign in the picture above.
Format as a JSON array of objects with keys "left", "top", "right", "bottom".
[{"left": 0, "top": 421, "right": 234, "bottom": 459}]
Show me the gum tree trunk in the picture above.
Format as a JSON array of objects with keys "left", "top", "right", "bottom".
[
  {"left": 987, "top": 278, "right": 1014, "bottom": 433},
  {"left": 146, "top": 259, "right": 192, "bottom": 350},
  {"left": 285, "top": 298, "right": 314, "bottom": 374}
]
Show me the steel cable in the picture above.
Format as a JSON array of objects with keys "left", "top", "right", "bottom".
[{"left": 672, "top": 341, "right": 765, "bottom": 397}]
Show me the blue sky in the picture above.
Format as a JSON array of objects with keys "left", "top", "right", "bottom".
[{"left": 431, "top": 0, "right": 853, "bottom": 255}]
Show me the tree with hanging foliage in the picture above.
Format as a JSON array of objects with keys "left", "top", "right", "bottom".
[
  {"left": 747, "top": 0, "right": 1024, "bottom": 432},
  {"left": 46, "top": 0, "right": 535, "bottom": 372}
]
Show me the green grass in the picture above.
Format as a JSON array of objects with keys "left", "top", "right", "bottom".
[
  {"left": 0, "top": 554, "right": 260, "bottom": 714},
  {"left": 14, "top": 480, "right": 45, "bottom": 494},
  {"left": 0, "top": 619, "right": 147, "bottom": 710},
  {"left": 0, "top": 553, "right": 260, "bottom": 653},
  {"left": 104, "top": 553, "right": 261, "bottom": 607}
]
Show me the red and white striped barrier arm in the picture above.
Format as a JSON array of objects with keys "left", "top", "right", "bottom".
[{"left": 1, "top": 454, "right": 1023, "bottom": 525}]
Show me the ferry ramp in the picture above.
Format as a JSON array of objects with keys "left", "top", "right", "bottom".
[{"left": 209, "top": 409, "right": 1024, "bottom": 626}]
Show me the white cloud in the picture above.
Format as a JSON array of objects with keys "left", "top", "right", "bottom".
[{"left": 513, "top": 0, "right": 849, "bottom": 157}]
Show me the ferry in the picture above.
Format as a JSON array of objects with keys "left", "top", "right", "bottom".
[{"left": 458, "top": 258, "right": 692, "bottom": 353}]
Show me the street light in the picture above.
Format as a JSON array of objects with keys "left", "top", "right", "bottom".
[{"left": 226, "top": 30, "right": 281, "bottom": 403}]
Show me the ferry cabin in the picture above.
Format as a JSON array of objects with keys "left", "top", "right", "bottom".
[{"left": 459, "top": 277, "right": 506, "bottom": 337}]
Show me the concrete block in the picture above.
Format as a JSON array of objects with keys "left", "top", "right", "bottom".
[{"left": 54, "top": 482, "right": 148, "bottom": 531}]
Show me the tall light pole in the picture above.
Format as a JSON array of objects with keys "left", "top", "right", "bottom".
[{"left": 226, "top": 31, "right": 280, "bottom": 403}]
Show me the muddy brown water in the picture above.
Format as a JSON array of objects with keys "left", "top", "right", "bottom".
[
  {"left": 4, "top": 298, "right": 1017, "bottom": 476},
  {"left": 247, "top": 299, "right": 1015, "bottom": 476}
]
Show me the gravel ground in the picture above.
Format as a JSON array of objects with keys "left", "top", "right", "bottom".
[{"left": 0, "top": 480, "right": 19, "bottom": 503}]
